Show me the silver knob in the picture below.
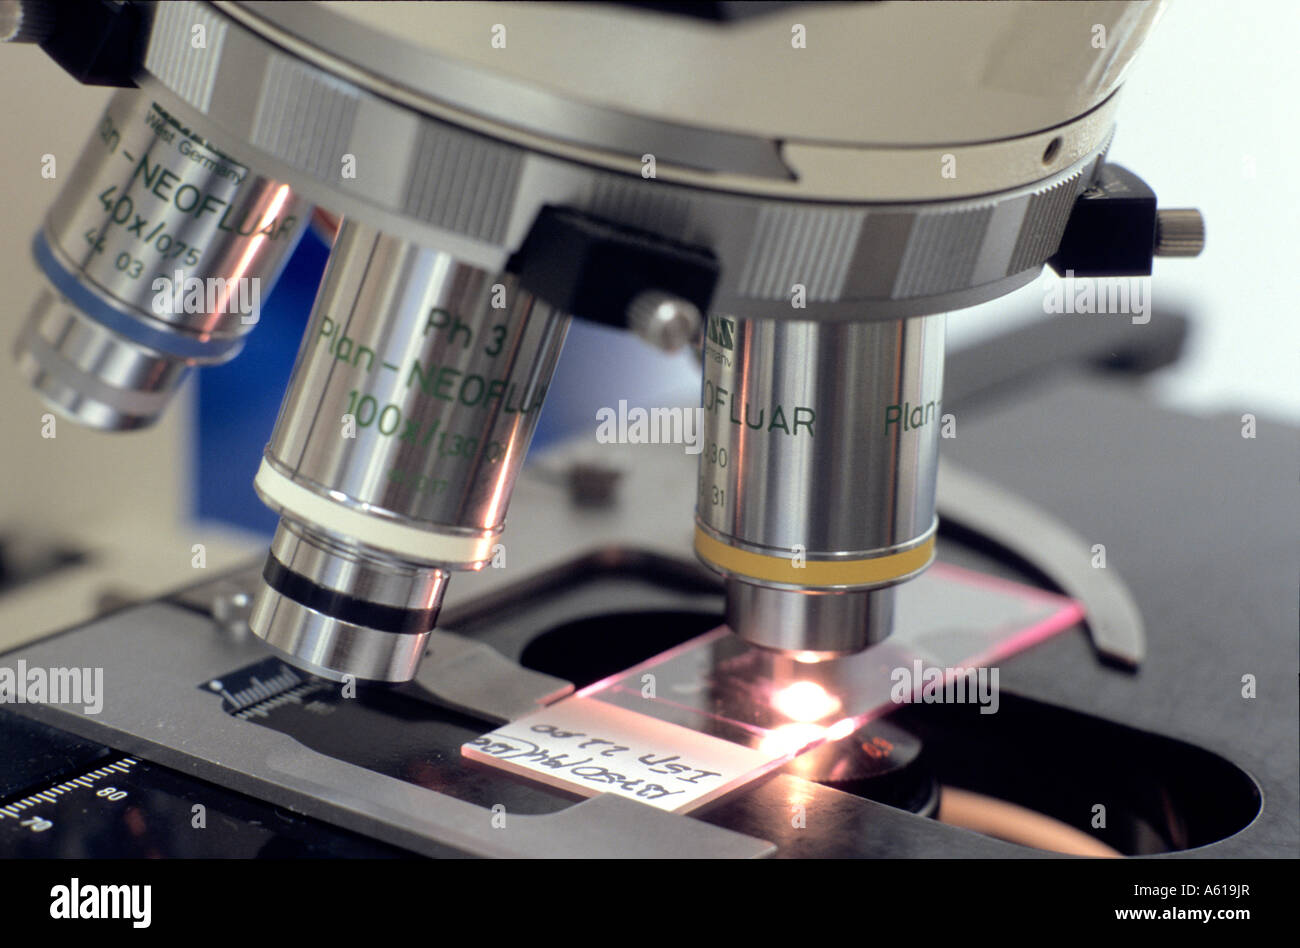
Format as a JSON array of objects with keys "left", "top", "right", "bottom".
[
  {"left": 210, "top": 584, "right": 254, "bottom": 635},
  {"left": 627, "top": 291, "right": 702, "bottom": 353},
  {"left": 1154, "top": 208, "right": 1205, "bottom": 257},
  {"left": 0, "top": 1, "right": 54, "bottom": 44}
]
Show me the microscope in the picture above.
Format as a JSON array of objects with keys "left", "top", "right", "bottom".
[
  {"left": 6, "top": 0, "right": 1201, "bottom": 675},
  {"left": 7, "top": 2, "right": 1290, "bottom": 864}
]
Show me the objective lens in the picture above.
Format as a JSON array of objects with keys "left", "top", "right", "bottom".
[
  {"left": 13, "top": 90, "right": 307, "bottom": 430},
  {"left": 250, "top": 219, "right": 569, "bottom": 682},
  {"left": 695, "top": 314, "right": 945, "bottom": 655}
]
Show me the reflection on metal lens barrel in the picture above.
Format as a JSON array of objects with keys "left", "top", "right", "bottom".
[
  {"left": 13, "top": 90, "right": 308, "bottom": 430},
  {"left": 250, "top": 219, "right": 570, "bottom": 682},
  {"left": 694, "top": 314, "right": 945, "bottom": 656}
]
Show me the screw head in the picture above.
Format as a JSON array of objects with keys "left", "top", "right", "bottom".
[{"left": 626, "top": 291, "right": 702, "bottom": 353}]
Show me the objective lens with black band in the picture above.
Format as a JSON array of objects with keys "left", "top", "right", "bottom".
[{"left": 250, "top": 219, "right": 569, "bottom": 682}]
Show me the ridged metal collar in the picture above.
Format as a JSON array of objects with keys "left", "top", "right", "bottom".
[{"left": 138, "top": 1, "right": 1111, "bottom": 320}]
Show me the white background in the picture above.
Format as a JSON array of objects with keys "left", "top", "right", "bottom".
[{"left": 947, "top": 0, "right": 1300, "bottom": 423}]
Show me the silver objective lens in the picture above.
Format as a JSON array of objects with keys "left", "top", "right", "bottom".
[
  {"left": 250, "top": 219, "right": 569, "bottom": 682},
  {"left": 14, "top": 90, "right": 307, "bottom": 430},
  {"left": 695, "top": 314, "right": 945, "bottom": 656}
]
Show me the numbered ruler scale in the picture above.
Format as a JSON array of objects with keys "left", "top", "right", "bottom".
[{"left": 0, "top": 758, "right": 138, "bottom": 838}]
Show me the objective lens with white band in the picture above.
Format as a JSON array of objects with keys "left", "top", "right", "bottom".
[{"left": 251, "top": 219, "right": 569, "bottom": 682}]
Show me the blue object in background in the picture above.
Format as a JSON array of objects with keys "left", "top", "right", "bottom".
[
  {"left": 531, "top": 319, "right": 699, "bottom": 446},
  {"left": 194, "top": 227, "right": 327, "bottom": 535},
  {"left": 194, "top": 229, "right": 699, "bottom": 536}
]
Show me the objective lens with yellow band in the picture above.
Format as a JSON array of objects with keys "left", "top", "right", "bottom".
[
  {"left": 693, "top": 527, "right": 936, "bottom": 589},
  {"left": 695, "top": 313, "right": 946, "bottom": 655}
]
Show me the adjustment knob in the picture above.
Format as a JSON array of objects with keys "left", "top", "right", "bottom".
[
  {"left": 1154, "top": 208, "right": 1206, "bottom": 257},
  {"left": 0, "top": 0, "right": 54, "bottom": 44}
]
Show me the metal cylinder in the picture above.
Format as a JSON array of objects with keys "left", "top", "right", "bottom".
[
  {"left": 13, "top": 90, "right": 307, "bottom": 429},
  {"left": 251, "top": 219, "right": 569, "bottom": 681},
  {"left": 695, "top": 314, "right": 945, "bottom": 655},
  {"left": 250, "top": 520, "right": 450, "bottom": 682}
]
